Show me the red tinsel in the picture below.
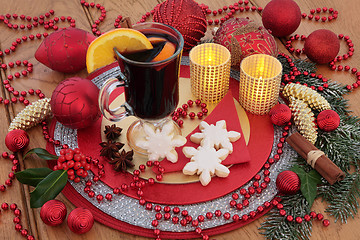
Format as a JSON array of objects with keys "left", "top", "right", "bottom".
[
  {"left": 67, "top": 208, "right": 94, "bottom": 234},
  {"left": 5, "top": 129, "right": 29, "bottom": 152},
  {"left": 40, "top": 199, "right": 67, "bottom": 226},
  {"left": 276, "top": 170, "right": 300, "bottom": 195},
  {"left": 317, "top": 109, "right": 340, "bottom": 132}
]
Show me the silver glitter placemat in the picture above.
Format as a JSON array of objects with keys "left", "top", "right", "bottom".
[{"left": 53, "top": 60, "right": 297, "bottom": 232}]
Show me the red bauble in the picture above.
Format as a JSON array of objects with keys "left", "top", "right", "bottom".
[
  {"left": 35, "top": 28, "right": 96, "bottom": 73},
  {"left": 276, "top": 170, "right": 300, "bottom": 195},
  {"left": 317, "top": 109, "right": 340, "bottom": 132},
  {"left": 5, "top": 129, "right": 29, "bottom": 152},
  {"left": 269, "top": 104, "right": 292, "bottom": 126},
  {"left": 262, "top": 0, "right": 301, "bottom": 37},
  {"left": 213, "top": 18, "right": 278, "bottom": 67},
  {"left": 40, "top": 200, "right": 67, "bottom": 226},
  {"left": 304, "top": 29, "right": 340, "bottom": 64},
  {"left": 153, "top": 0, "right": 207, "bottom": 51},
  {"left": 67, "top": 208, "right": 94, "bottom": 234},
  {"left": 51, "top": 77, "right": 100, "bottom": 129}
]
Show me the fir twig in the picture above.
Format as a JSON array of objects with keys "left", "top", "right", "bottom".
[
  {"left": 260, "top": 55, "right": 360, "bottom": 239},
  {"left": 260, "top": 194, "right": 312, "bottom": 240},
  {"left": 318, "top": 173, "right": 360, "bottom": 223}
]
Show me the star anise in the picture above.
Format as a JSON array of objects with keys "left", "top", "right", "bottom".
[
  {"left": 109, "top": 149, "right": 134, "bottom": 172},
  {"left": 99, "top": 140, "right": 124, "bottom": 159},
  {"left": 104, "top": 124, "right": 122, "bottom": 140}
]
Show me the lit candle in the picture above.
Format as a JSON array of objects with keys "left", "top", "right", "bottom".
[
  {"left": 189, "top": 43, "right": 231, "bottom": 103},
  {"left": 239, "top": 54, "right": 282, "bottom": 115}
]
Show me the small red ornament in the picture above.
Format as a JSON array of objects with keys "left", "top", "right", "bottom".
[
  {"left": 262, "top": 0, "right": 301, "bottom": 37},
  {"left": 213, "top": 18, "right": 277, "bottom": 67},
  {"left": 35, "top": 28, "right": 96, "bottom": 73},
  {"left": 5, "top": 129, "right": 29, "bottom": 152},
  {"left": 153, "top": 0, "right": 207, "bottom": 51},
  {"left": 304, "top": 29, "right": 340, "bottom": 64},
  {"left": 269, "top": 104, "right": 292, "bottom": 126},
  {"left": 67, "top": 207, "right": 94, "bottom": 234},
  {"left": 50, "top": 77, "right": 101, "bottom": 129},
  {"left": 317, "top": 109, "right": 340, "bottom": 132},
  {"left": 40, "top": 200, "right": 67, "bottom": 226},
  {"left": 276, "top": 170, "right": 301, "bottom": 195}
]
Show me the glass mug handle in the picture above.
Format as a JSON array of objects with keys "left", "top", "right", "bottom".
[{"left": 98, "top": 73, "right": 134, "bottom": 122}]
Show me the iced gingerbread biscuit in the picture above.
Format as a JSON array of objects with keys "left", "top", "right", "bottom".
[
  {"left": 137, "top": 121, "right": 187, "bottom": 163},
  {"left": 182, "top": 146, "right": 230, "bottom": 186},
  {"left": 190, "top": 120, "right": 241, "bottom": 153}
]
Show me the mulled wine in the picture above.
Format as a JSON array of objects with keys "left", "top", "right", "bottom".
[
  {"left": 99, "top": 22, "right": 184, "bottom": 155},
  {"left": 118, "top": 31, "right": 181, "bottom": 120}
]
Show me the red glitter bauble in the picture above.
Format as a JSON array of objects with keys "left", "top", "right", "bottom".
[
  {"left": 304, "top": 29, "right": 340, "bottom": 64},
  {"left": 269, "top": 104, "right": 292, "bottom": 126},
  {"left": 153, "top": 0, "right": 207, "bottom": 51},
  {"left": 51, "top": 77, "right": 100, "bottom": 129},
  {"left": 5, "top": 129, "right": 29, "bottom": 152},
  {"left": 276, "top": 170, "right": 300, "bottom": 195},
  {"left": 317, "top": 109, "right": 340, "bottom": 132},
  {"left": 35, "top": 28, "right": 96, "bottom": 73},
  {"left": 213, "top": 18, "right": 278, "bottom": 67},
  {"left": 262, "top": 0, "right": 301, "bottom": 37},
  {"left": 40, "top": 200, "right": 67, "bottom": 226},
  {"left": 67, "top": 208, "right": 94, "bottom": 234}
]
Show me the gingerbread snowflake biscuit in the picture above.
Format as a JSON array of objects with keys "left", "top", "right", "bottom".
[
  {"left": 182, "top": 146, "right": 230, "bottom": 186},
  {"left": 137, "top": 121, "right": 187, "bottom": 163},
  {"left": 190, "top": 120, "right": 241, "bottom": 153}
]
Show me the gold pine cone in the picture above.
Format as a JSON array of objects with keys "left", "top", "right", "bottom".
[
  {"left": 289, "top": 97, "right": 318, "bottom": 144},
  {"left": 283, "top": 83, "right": 331, "bottom": 111},
  {"left": 8, "top": 98, "right": 52, "bottom": 131}
]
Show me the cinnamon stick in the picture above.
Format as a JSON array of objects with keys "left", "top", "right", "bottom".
[{"left": 286, "top": 132, "right": 345, "bottom": 185}]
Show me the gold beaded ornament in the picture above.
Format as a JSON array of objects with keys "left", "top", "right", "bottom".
[
  {"left": 289, "top": 97, "right": 318, "bottom": 144},
  {"left": 282, "top": 83, "right": 331, "bottom": 111},
  {"left": 8, "top": 98, "right": 52, "bottom": 131}
]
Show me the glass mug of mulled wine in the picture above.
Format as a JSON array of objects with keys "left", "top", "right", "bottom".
[{"left": 99, "top": 22, "right": 184, "bottom": 154}]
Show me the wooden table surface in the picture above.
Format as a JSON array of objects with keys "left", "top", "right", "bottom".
[{"left": 0, "top": 0, "right": 359, "bottom": 239}]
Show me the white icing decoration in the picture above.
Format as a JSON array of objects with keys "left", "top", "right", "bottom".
[
  {"left": 190, "top": 120, "right": 241, "bottom": 153},
  {"left": 137, "top": 121, "right": 187, "bottom": 163},
  {"left": 182, "top": 146, "right": 230, "bottom": 186}
]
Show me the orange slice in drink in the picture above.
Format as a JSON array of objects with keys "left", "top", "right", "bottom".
[
  {"left": 86, "top": 28, "right": 153, "bottom": 73},
  {"left": 148, "top": 36, "right": 176, "bottom": 62}
]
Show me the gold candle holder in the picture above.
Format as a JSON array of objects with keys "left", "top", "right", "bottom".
[
  {"left": 239, "top": 54, "right": 282, "bottom": 115},
  {"left": 189, "top": 43, "right": 231, "bottom": 103}
]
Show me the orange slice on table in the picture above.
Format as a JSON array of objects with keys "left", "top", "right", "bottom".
[{"left": 86, "top": 28, "right": 153, "bottom": 73}]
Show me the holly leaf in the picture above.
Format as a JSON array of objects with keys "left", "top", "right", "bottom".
[
  {"left": 15, "top": 168, "right": 53, "bottom": 187},
  {"left": 24, "top": 148, "right": 58, "bottom": 160},
  {"left": 292, "top": 165, "right": 322, "bottom": 208},
  {"left": 30, "top": 170, "right": 68, "bottom": 208}
]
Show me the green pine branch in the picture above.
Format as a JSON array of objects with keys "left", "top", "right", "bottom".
[
  {"left": 318, "top": 173, "right": 360, "bottom": 223},
  {"left": 260, "top": 55, "right": 360, "bottom": 239},
  {"left": 260, "top": 194, "right": 312, "bottom": 240}
]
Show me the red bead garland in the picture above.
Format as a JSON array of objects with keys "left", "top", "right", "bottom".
[
  {"left": 80, "top": 0, "right": 106, "bottom": 36},
  {"left": 301, "top": 7, "right": 338, "bottom": 22},
  {"left": 0, "top": 202, "right": 35, "bottom": 239},
  {"left": 172, "top": 99, "right": 208, "bottom": 127}
]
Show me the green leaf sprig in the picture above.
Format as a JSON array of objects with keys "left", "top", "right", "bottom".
[{"left": 15, "top": 148, "right": 68, "bottom": 208}]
